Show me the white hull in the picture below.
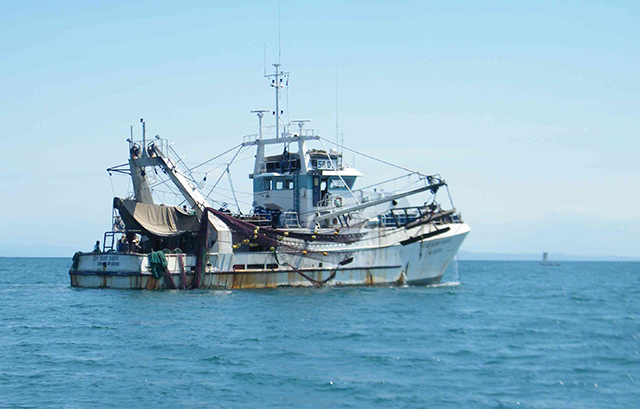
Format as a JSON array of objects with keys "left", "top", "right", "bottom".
[{"left": 70, "top": 222, "right": 470, "bottom": 289}]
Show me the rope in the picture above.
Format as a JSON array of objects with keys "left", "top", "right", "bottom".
[
  {"left": 318, "top": 138, "right": 361, "bottom": 205},
  {"left": 109, "top": 175, "right": 117, "bottom": 198},
  {"left": 319, "top": 136, "right": 422, "bottom": 175},
  {"left": 164, "top": 266, "right": 177, "bottom": 289},
  {"left": 203, "top": 145, "right": 245, "bottom": 203},
  {"left": 282, "top": 261, "right": 340, "bottom": 287},
  {"left": 187, "top": 143, "right": 244, "bottom": 173},
  {"left": 356, "top": 172, "right": 422, "bottom": 192},
  {"left": 276, "top": 252, "right": 352, "bottom": 287},
  {"left": 226, "top": 168, "right": 242, "bottom": 214},
  {"left": 445, "top": 184, "right": 455, "bottom": 210}
]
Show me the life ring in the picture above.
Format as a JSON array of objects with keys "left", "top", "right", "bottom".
[{"left": 333, "top": 197, "right": 343, "bottom": 208}]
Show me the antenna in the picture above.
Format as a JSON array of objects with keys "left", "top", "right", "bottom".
[
  {"left": 335, "top": 67, "right": 339, "bottom": 147},
  {"left": 264, "top": 3, "right": 288, "bottom": 140},
  {"left": 292, "top": 119, "right": 310, "bottom": 137},
  {"left": 251, "top": 110, "right": 270, "bottom": 140}
]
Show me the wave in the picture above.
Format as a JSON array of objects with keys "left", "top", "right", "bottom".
[{"left": 426, "top": 281, "right": 461, "bottom": 288}]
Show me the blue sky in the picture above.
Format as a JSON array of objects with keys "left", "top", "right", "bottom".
[{"left": 1, "top": 0, "right": 639, "bottom": 258}]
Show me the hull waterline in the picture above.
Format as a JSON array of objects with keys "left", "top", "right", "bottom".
[{"left": 70, "top": 224, "right": 469, "bottom": 290}]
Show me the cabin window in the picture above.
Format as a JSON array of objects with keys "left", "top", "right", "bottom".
[
  {"left": 285, "top": 180, "right": 294, "bottom": 189},
  {"left": 276, "top": 180, "right": 284, "bottom": 190},
  {"left": 329, "top": 178, "right": 347, "bottom": 189},
  {"left": 343, "top": 177, "right": 355, "bottom": 189},
  {"left": 264, "top": 179, "right": 272, "bottom": 191}
]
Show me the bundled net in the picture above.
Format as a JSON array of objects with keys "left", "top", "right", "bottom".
[{"left": 208, "top": 208, "right": 363, "bottom": 251}]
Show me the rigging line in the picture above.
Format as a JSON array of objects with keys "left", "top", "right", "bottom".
[
  {"left": 318, "top": 138, "right": 361, "bottom": 205},
  {"left": 196, "top": 164, "right": 232, "bottom": 181},
  {"left": 226, "top": 168, "right": 242, "bottom": 214},
  {"left": 229, "top": 152, "right": 261, "bottom": 165},
  {"left": 197, "top": 144, "right": 279, "bottom": 176},
  {"left": 148, "top": 176, "right": 183, "bottom": 195},
  {"left": 196, "top": 161, "right": 255, "bottom": 193},
  {"left": 166, "top": 144, "right": 196, "bottom": 184},
  {"left": 191, "top": 163, "right": 229, "bottom": 170},
  {"left": 195, "top": 146, "right": 263, "bottom": 175},
  {"left": 187, "top": 142, "right": 244, "bottom": 173},
  {"left": 209, "top": 191, "right": 254, "bottom": 201},
  {"left": 152, "top": 172, "right": 190, "bottom": 198},
  {"left": 355, "top": 172, "right": 421, "bottom": 192},
  {"left": 208, "top": 185, "right": 253, "bottom": 196},
  {"left": 203, "top": 145, "right": 245, "bottom": 201},
  {"left": 109, "top": 174, "right": 117, "bottom": 198},
  {"left": 207, "top": 190, "right": 254, "bottom": 206},
  {"left": 150, "top": 187, "right": 186, "bottom": 197},
  {"left": 209, "top": 198, "right": 231, "bottom": 207},
  {"left": 149, "top": 187, "right": 180, "bottom": 195},
  {"left": 318, "top": 136, "right": 423, "bottom": 176},
  {"left": 445, "top": 184, "right": 455, "bottom": 209},
  {"left": 293, "top": 194, "right": 431, "bottom": 219}
]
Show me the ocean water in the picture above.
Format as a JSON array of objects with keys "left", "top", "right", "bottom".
[{"left": 0, "top": 258, "right": 638, "bottom": 408}]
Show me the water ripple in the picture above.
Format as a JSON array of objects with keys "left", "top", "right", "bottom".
[{"left": 0, "top": 258, "right": 638, "bottom": 408}]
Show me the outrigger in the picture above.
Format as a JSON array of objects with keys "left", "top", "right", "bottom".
[{"left": 69, "top": 64, "right": 470, "bottom": 289}]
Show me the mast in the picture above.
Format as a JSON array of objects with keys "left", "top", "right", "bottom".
[
  {"left": 266, "top": 63, "right": 288, "bottom": 140},
  {"left": 141, "top": 118, "right": 147, "bottom": 158},
  {"left": 274, "top": 64, "right": 281, "bottom": 140},
  {"left": 251, "top": 110, "right": 269, "bottom": 175},
  {"left": 129, "top": 119, "right": 154, "bottom": 204}
]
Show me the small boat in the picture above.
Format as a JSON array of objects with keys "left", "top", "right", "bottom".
[
  {"left": 69, "top": 64, "right": 471, "bottom": 289},
  {"left": 541, "top": 252, "right": 560, "bottom": 266}
]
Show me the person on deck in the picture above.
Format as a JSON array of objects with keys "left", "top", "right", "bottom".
[
  {"left": 117, "top": 236, "right": 129, "bottom": 253},
  {"left": 130, "top": 235, "right": 142, "bottom": 253},
  {"left": 93, "top": 241, "right": 100, "bottom": 253}
]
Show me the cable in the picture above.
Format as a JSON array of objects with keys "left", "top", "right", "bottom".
[
  {"left": 109, "top": 174, "right": 117, "bottom": 198},
  {"left": 318, "top": 138, "right": 361, "bottom": 205},
  {"left": 319, "top": 136, "right": 422, "bottom": 175},
  {"left": 203, "top": 145, "right": 245, "bottom": 202},
  {"left": 187, "top": 143, "right": 244, "bottom": 173},
  {"left": 356, "top": 172, "right": 420, "bottom": 192}
]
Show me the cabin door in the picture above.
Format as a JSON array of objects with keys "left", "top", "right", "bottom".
[{"left": 312, "top": 177, "right": 321, "bottom": 206}]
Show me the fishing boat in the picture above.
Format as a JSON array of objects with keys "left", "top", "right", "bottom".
[
  {"left": 69, "top": 64, "right": 471, "bottom": 289},
  {"left": 541, "top": 252, "right": 560, "bottom": 266}
]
